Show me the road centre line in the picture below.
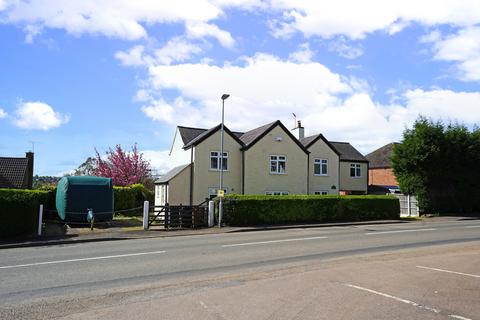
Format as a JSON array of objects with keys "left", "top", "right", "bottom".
[
  {"left": 222, "top": 236, "right": 328, "bottom": 247},
  {"left": 464, "top": 225, "right": 480, "bottom": 228},
  {"left": 0, "top": 250, "right": 167, "bottom": 270},
  {"left": 345, "top": 284, "right": 472, "bottom": 320},
  {"left": 416, "top": 266, "right": 480, "bottom": 278},
  {"left": 365, "top": 228, "right": 436, "bottom": 235}
]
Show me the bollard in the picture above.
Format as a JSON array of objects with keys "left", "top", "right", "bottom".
[
  {"left": 143, "top": 200, "right": 149, "bottom": 230},
  {"left": 208, "top": 201, "right": 214, "bottom": 227},
  {"left": 37, "top": 204, "right": 44, "bottom": 236}
]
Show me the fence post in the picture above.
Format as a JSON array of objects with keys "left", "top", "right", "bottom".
[
  {"left": 37, "top": 204, "right": 44, "bottom": 236},
  {"left": 143, "top": 201, "right": 149, "bottom": 230},
  {"left": 407, "top": 194, "right": 411, "bottom": 217},
  {"left": 208, "top": 201, "right": 214, "bottom": 227}
]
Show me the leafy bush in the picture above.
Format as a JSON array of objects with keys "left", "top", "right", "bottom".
[
  {"left": 220, "top": 194, "right": 400, "bottom": 226},
  {"left": 113, "top": 184, "right": 154, "bottom": 216},
  {"left": 0, "top": 189, "right": 50, "bottom": 238}
]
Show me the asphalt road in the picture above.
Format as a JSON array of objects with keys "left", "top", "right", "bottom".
[{"left": 1, "top": 218, "right": 479, "bottom": 319}]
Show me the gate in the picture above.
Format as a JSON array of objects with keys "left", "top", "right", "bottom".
[
  {"left": 393, "top": 194, "right": 420, "bottom": 217},
  {"left": 148, "top": 203, "right": 209, "bottom": 229}
]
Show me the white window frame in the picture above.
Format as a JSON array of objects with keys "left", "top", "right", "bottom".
[
  {"left": 314, "top": 158, "right": 328, "bottom": 176},
  {"left": 350, "top": 163, "right": 361, "bottom": 178},
  {"left": 265, "top": 191, "right": 289, "bottom": 196},
  {"left": 209, "top": 151, "right": 228, "bottom": 171},
  {"left": 270, "top": 155, "right": 287, "bottom": 174},
  {"left": 314, "top": 191, "right": 328, "bottom": 195}
]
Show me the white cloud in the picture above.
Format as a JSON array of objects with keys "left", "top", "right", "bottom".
[
  {"left": 133, "top": 53, "right": 480, "bottom": 154},
  {"left": 288, "top": 43, "right": 314, "bottom": 63},
  {"left": 328, "top": 37, "right": 363, "bottom": 59},
  {"left": 115, "top": 45, "right": 148, "bottom": 67},
  {"left": 115, "top": 38, "right": 203, "bottom": 67},
  {"left": 154, "top": 37, "right": 203, "bottom": 65},
  {"left": 2, "top": 0, "right": 222, "bottom": 40},
  {"left": 13, "top": 101, "right": 69, "bottom": 130},
  {"left": 428, "top": 27, "right": 480, "bottom": 81},
  {"left": 0, "top": 108, "right": 7, "bottom": 119},
  {"left": 186, "top": 21, "right": 235, "bottom": 48},
  {"left": 140, "top": 150, "right": 174, "bottom": 174},
  {"left": 267, "top": 0, "right": 480, "bottom": 40}
]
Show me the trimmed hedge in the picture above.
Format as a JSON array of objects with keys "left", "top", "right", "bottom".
[
  {"left": 113, "top": 184, "right": 154, "bottom": 215},
  {"left": 0, "top": 189, "right": 50, "bottom": 238},
  {"left": 221, "top": 195, "right": 400, "bottom": 226}
]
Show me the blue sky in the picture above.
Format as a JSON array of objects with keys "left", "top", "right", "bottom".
[{"left": 0, "top": 1, "right": 479, "bottom": 176}]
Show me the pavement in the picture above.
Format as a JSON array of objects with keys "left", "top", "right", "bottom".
[
  {"left": 1, "top": 217, "right": 479, "bottom": 319},
  {"left": 0, "top": 218, "right": 413, "bottom": 249}
]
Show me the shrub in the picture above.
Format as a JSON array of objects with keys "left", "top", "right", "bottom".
[
  {"left": 0, "top": 189, "right": 50, "bottom": 238},
  {"left": 220, "top": 194, "right": 400, "bottom": 226},
  {"left": 113, "top": 184, "right": 154, "bottom": 216}
]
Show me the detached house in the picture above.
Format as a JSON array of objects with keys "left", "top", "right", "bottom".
[{"left": 155, "top": 120, "right": 368, "bottom": 206}]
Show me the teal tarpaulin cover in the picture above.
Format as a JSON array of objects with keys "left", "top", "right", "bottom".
[{"left": 56, "top": 176, "right": 113, "bottom": 222}]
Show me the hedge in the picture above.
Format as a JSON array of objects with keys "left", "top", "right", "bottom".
[
  {"left": 221, "top": 195, "right": 400, "bottom": 226},
  {"left": 113, "top": 184, "right": 154, "bottom": 215},
  {"left": 0, "top": 189, "right": 50, "bottom": 238}
]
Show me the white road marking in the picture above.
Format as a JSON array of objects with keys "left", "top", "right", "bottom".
[
  {"left": 464, "top": 225, "right": 480, "bottom": 228},
  {"left": 449, "top": 315, "right": 474, "bottom": 320},
  {"left": 365, "top": 228, "right": 436, "bottom": 235},
  {"left": 0, "top": 250, "right": 167, "bottom": 270},
  {"left": 416, "top": 266, "right": 480, "bottom": 279},
  {"left": 345, "top": 284, "right": 472, "bottom": 320},
  {"left": 222, "top": 236, "right": 328, "bottom": 247}
]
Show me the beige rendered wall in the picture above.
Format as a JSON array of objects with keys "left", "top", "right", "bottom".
[
  {"left": 308, "top": 140, "right": 340, "bottom": 195},
  {"left": 244, "top": 126, "right": 308, "bottom": 195},
  {"left": 339, "top": 161, "right": 368, "bottom": 193},
  {"left": 167, "top": 164, "right": 191, "bottom": 205},
  {"left": 192, "top": 131, "right": 243, "bottom": 204}
]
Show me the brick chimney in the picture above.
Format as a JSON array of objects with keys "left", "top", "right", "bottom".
[
  {"left": 292, "top": 120, "right": 305, "bottom": 140},
  {"left": 25, "top": 152, "right": 34, "bottom": 189}
]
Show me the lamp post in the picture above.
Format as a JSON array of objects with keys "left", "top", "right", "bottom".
[{"left": 219, "top": 93, "right": 230, "bottom": 227}]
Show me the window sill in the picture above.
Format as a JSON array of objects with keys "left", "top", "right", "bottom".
[
  {"left": 209, "top": 169, "right": 230, "bottom": 172},
  {"left": 313, "top": 174, "right": 329, "bottom": 177},
  {"left": 270, "top": 172, "right": 288, "bottom": 175}
]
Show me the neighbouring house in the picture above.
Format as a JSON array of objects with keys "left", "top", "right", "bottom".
[
  {"left": 365, "top": 142, "right": 400, "bottom": 194},
  {"left": 329, "top": 141, "right": 369, "bottom": 195},
  {"left": 155, "top": 120, "right": 368, "bottom": 205},
  {"left": 0, "top": 152, "right": 34, "bottom": 189}
]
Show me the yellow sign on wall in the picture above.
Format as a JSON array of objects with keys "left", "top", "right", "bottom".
[{"left": 217, "top": 189, "right": 225, "bottom": 197}]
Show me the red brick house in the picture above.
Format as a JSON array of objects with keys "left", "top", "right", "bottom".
[{"left": 365, "top": 143, "right": 399, "bottom": 194}]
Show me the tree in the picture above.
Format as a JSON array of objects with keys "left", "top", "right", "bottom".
[
  {"left": 73, "top": 157, "right": 96, "bottom": 176},
  {"left": 391, "top": 116, "right": 480, "bottom": 213},
  {"left": 94, "top": 144, "right": 151, "bottom": 187}
]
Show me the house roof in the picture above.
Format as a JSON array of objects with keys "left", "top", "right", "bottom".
[
  {"left": 155, "top": 163, "right": 191, "bottom": 184},
  {"left": 177, "top": 126, "right": 208, "bottom": 145},
  {"left": 300, "top": 134, "right": 340, "bottom": 155},
  {"left": 183, "top": 124, "right": 245, "bottom": 149},
  {"left": 365, "top": 143, "right": 399, "bottom": 168},
  {"left": 329, "top": 142, "right": 368, "bottom": 163},
  {"left": 239, "top": 120, "right": 309, "bottom": 153},
  {"left": 0, "top": 156, "right": 29, "bottom": 188}
]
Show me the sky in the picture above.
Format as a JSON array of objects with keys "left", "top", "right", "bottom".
[{"left": 1, "top": 0, "right": 480, "bottom": 176}]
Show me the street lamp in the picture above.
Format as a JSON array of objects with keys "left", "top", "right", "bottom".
[{"left": 218, "top": 93, "right": 230, "bottom": 227}]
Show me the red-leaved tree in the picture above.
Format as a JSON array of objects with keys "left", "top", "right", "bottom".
[{"left": 94, "top": 144, "right": 150, "bottom": 186}]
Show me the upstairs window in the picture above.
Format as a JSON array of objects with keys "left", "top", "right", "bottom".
[
  {"left": 210, "top": 151, "right": 228, "bottom": 170},
  {"left": 270, "top": 155, "right": 287, "bottom": 174},
  {"left": 314, "top": 159, "right": 328, "bottom": 175},
  {"left": 350, "top": 163, "right": 361, "bottom": 177}
]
